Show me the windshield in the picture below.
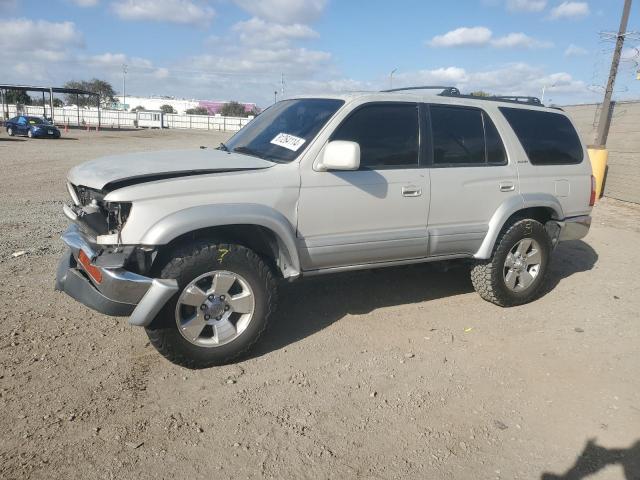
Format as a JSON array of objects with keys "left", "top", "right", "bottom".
[
  {"left": 27, "top": 117, "right": 50, "bottom": 125},
  {"left": 224, "top": 98, "right": 344, "bottom": 163}
]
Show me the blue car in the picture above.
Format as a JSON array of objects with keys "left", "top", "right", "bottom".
[{"left": 5, "top": 115, "right": 61, "bottom": 139}]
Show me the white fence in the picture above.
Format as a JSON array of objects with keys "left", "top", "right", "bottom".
[{"left": 2, "top": 104, "right": 252, "bottom": 132}]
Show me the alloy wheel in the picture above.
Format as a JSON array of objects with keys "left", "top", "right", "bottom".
[{"left": 175, "top": 270, "right": 255, "bottom": 347}]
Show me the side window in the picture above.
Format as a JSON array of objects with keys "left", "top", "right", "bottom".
[
  {"left": 431, "top": 106, "right": 484, "bottom": 165},
  {"left": 17, "top": 116, "right": 27, "bottom": 125},
  {"left": 331, "top": 103, "right": 419, "bottom": 169},
  {"left": 499, "top": 107, "right": 583, "bottom": 165},
  {"left": 430, "top": 105, "right": 507, "bottom": 167}
]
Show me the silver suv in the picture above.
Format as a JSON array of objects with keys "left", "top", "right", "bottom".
[{"left": 56, "top": 87, "right": 594, "bottom": 368}]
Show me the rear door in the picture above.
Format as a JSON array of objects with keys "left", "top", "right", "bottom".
[{"left": 426, "top": 104, "right": 520, "bottom": 256}]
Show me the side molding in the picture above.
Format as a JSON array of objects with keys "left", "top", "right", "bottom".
[
  {"left": 140, "top": 203, "right": 301, "bottom": 278},
  {"left": 474, "top": 194, "right": 564, "bottom": 259}
]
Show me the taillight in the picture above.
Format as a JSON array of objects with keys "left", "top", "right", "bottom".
[
  {"left": 78, "top": 250, "right": 103, "bottom": 284},
  {"left": 589, "top": 175, "right": 596, "bottom": 207}
]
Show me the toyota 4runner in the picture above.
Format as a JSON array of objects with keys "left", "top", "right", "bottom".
[{"left": 56, "top": 87, "right": 594, "bottom": 368}]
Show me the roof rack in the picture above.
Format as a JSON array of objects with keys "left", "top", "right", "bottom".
[
  {"left": 489, "top": 96, "right": 542, "bottom": 105},
  {"left": 380, "top": 85, "right": 546, "bottom": 107},
  {"left": 381, "top": 86, "right": 461, "bottom": 96}
]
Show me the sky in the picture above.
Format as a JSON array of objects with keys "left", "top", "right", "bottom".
[{"left": 0, "top": 0, "right": 639, "bottom": 107}]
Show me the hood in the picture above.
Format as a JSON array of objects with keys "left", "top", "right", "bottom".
[{"left": 67, "top": 148, "right": 274, "bottom": 191}]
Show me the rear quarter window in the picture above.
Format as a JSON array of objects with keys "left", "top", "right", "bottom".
[{"left": 499, "top": 107, "right": 583, "bottom": 165}]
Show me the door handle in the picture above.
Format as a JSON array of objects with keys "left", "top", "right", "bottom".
[
  {"left": 402, "top": 185, "right": 422, "bottom": 197},
  {"left": 499, "top": 182, "right": 515, "bottom": 192}
]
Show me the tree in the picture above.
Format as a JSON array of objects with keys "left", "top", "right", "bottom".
[
  {"left": 185, "top": 106, "right": 209, "bottom": 115},
  {"left": 160, "top": 104, "right": 176, "bottom": 114},
  {"left": 63, "top": 79, "right": 116, "bottom": 107},
  {"left": 5, "top": 89, "right": 31, "bottom": 105},
  {"left": 130, "top": 105, "right": 146, "bottom": 112},
  {"left": 470, "top": 90, "right": 491, "bottom": 97},
  {"left": 220, "top": 101, "right": 249, "bottom": 117}
]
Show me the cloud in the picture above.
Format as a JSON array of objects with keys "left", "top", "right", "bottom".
[
  {"left": 86, "top": 52, "right": 154, "bottom": 69},
  {"left": 506, "top": 0, "right": 547, "bottom": 12},
  {"left": 232, "top": 17, "right": 318, "bottom": 47},
  {"left": 187, "top": 47, "right": 331, "bottom": 76},
  {"left": 428, "top": 27, "right": 493, "bottom": 47},
  {"left": 393, "top": 63, "right": 588, "bottom": 100},
  {"left": 549, "top": 1, "right": 590, "bottom": 19},
  {"left": 0, "top": 18, "right": 84, "bottom": 49},
  {"left": 564, "top": 44, "right": 589, "bottom": 56},
  {"left": 491, "top": 32, "right": 553, "bottom": 48},
  {"left": 233, "top": 0, "right": 327, "bottom": 24},
  {"left": 112, "top": 0, "right": 215, "bottom": 27},
  {"left": 621, "top": 47, "right": 639, "bottom": 61},
  {"left": 428, "top": 27, "right": 551, "bottom": 49}
]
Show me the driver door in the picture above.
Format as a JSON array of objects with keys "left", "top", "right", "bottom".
[
  {"left": 17, "top": 116, "right": 28, "bottom": 134},
  {"left": 297, "top": 102, "right": 430, "bottom": 270}
]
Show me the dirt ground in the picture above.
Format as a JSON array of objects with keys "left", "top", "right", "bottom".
[{"left": 1, "top": 128, "right": 639, "bottom": 480}]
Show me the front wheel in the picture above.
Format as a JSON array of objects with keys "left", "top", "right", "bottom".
[
  {"left": 27, "top": 129, "right": 33, "bottom": 138},
  {"left": 145, "top": 241, "right": 278, "bottom": 369},
  {"left": 471, "top": 219, "right": 551, "bottom": 307}
]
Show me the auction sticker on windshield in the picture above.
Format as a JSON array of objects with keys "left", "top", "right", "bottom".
[{"left": 270, "top": 133, "right": 306, "bottom": 152}]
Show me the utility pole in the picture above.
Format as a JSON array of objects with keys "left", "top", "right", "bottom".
[
  {"left": 274, "top": 90, "right": 278, "bottom": 104},
  {"left": 122, "top": 64, "right": 128, "bottom": 111},
  {"left": 595, "top": 0, "right": 632, "bottom": 146},
  {"left": 389, "top": 68, "right": 397, "bottom": 90},
  {"left": 281, "top": 73, "right": 285, "bottom": 98}
]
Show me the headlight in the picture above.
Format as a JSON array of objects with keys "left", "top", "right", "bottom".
[
  {"left": 106, "top": 202, "right": 132, "bottom": 233},
  {"left": 96, "top": 202, "right": 132, "bottom": 246}
]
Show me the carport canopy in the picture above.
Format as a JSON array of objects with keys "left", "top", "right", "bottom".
[{"left": 0, "top": 84, "right": 101, "bottom": 126}]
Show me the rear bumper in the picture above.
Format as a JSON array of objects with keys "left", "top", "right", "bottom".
[
  {"left": 558, "top": 215, "right": 591, "bottom": 241},
  {"left": 55, "top": 224, "right": 178, "bottom": 326}
]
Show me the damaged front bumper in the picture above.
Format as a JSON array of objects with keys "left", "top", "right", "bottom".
[{"left": 55, "top": 223, "right": 178, "bottom": 326}]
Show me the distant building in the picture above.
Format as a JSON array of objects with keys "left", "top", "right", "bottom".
[
  {"left": 198, "top": 100, "right": 258, "bottom": 115},
  {"left": 114, "top": 95, "right": 258, "bottom": 115}
]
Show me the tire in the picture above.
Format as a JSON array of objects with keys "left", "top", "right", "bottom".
[
  {"left": 7, "top": 127, "right": 13, "bottom": 136},
  {"left": 27, "top": 129, "right": 33, "bottom": 138},
  {"left": 145, "top": 240, "right": 278, "bottom": 369},
  {"left": 470, "top": 218, "right": 551, "bottom": 307}
]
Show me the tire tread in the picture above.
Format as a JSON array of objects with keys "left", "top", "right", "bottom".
[
  {"left": 470, "top": 219, "right": 550, "bottom": 308},
  {"left": 146, "top": 240, "right": 277, "bottom": 369}
]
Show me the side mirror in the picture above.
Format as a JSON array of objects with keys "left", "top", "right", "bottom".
[{"left": 320, "top": 140, "right": 360, "bottom": 171}]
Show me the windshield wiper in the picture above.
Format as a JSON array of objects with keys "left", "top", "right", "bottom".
[
  {"left": 217, "top": 142, "right": 229, "bottom": 152},
  {"left": 233, "top": 146, "right": 266, "bottom": 159}
]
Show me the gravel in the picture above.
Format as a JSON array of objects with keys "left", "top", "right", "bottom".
[{"left": 1, "top": 128, "right": 639, "bottom": 480}]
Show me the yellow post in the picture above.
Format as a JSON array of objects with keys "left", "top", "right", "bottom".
[{"left": 587, "top": 146, "right": 608, "bottom": 200}]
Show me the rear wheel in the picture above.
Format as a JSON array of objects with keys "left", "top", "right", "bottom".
[
  {"left": 7, "top": 127, "right": 14, "bottom": 136},
  {"left": 145, "top": 240, "right": 278, "bottom": 369},
  {"left": 471, "top": 219, "right": 551, "bottom": 307}
]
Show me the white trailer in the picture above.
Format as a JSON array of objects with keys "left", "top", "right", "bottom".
[{"left": 137, "top": 110, "right": 163, "bottom": 128}]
